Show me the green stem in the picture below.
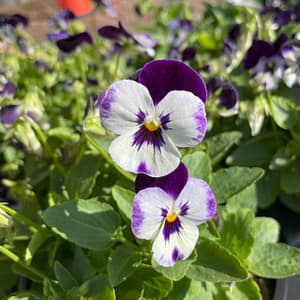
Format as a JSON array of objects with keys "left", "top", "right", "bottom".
[
  {"left": 0, "top": 245, "right": 48, "bottom": 280},
  {"left": 0, "top": 204, "right": 41, "bottom": 233},
  {"left": 114, "top": 52, "right": 121, "bottom": 80}
]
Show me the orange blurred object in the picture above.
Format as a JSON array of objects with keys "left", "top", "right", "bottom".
[{"left": 58, "top": 0, "right": 95, "bottom": 16}]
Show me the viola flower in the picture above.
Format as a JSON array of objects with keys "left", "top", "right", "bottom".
[
  {"left": 56, "top": 31, "right": 93, "bottom": 53},
  {"left": 167, "top": 19, "right": 193, "bottom": 60},
  {"left": 0, "top": 105, "right": 21, "bottom": 124},
  {"left": 0, "top": 73, "right": 16, "bottom": 98},
  {"left": 207, "top": 77, "right": 239, "bottom": 116},
  {"left": 100, "top": 59, "right": 207, "bottom": 177},
  {"left": 252, "top": 55, "right": 285, "bottom": 91},
  {"left": 48, "top": 9, "right": 75, "bottom": 32},
  {"left": 98, "top": 21, "right": 156, "bottom": 57},
  {"left": 132, "top": 163, "right": 216, "bottom": 267},
  {"left": 282, "top": 44, "right": 300, "bottom": 87}
]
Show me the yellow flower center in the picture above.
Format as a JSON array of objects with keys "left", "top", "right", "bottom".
[
  {"left": 166, "top": 213, "right": 177, "bottom": 223},
  {"left": 144, "top": 120, "right": 160, "bottom": 132}
]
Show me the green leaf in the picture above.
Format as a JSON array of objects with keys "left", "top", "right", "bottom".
[
  {"left": 116, "top": 266, "right": 173, "bottom": 300},
  {"left": 54, "top": 261, "right": 78, "bottom": 291},
  {"left": 279, "top": 193, "right": 300, "bottom": 213},
  {"left": 87, "top": 274, "right": 116, "bottom": 299},
  {"left": 256, "top": 171, "right": 280, "bottom": 209},
  {"left": 226, "top": 184, "right": 257, "bottom": 213},
  {"left": 269, "top": 96, "right": 298, "bottom": 129},
  {"left": 221, "top": 279, "right": 262, "bottom": 300},
  {"left": 182, "top": 151, "right": 211, "bottom": 182},
  {"left": 280, "top": 160, "right": 300, "bottom": 194},
  {"left": 152, "top": 252, "right": 196, "bottom": 281},
  {"left": 24, "top": 230, "right": 51, "bottom": 264},
  {"left": 206, "top": 131, "right": 242, "bottom": 165},
  {"left": 210, "top": 167, "right": 264, "bottom": 204},
  {"left": 0, "top": 259, "right": 17, "bottom": 297},
  {"left": 249, "top": 243, "right": 300, "bottom": 278},
  {"left": 43, "top": 199, "right": 120, "bottom": 250},
  {"left": 107, "top": 245, "right": 141, "bottom": 287},
  {"left": 65, "top": 152, "right": 101, "bottom": 199},
  {"left": 220, "top": 209, "right": 255, "bottom": 261},
  {"left": 186, "top": 239, "right": 248, "bottom": 282},
  {"left": 254, "top": 217, "right": 280, "bottom": 248},
  {"left": 226, "top": 136, "right": 278, "bottom": 167},
  {"left": 112, "top": 185, "right": 134, "bottom": 220},
  {"left": 71, "top": 247, "right": 95, "bottom": 284}
]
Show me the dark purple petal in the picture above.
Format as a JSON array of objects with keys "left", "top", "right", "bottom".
[
  {"left": 46, "top": 31, "right": 69, "bottom": 42},
  {"left": 135, "top": 162, "right": 188, "bottom": 200},
  {"left": 295, "top": 2, "right": 300, "bottom": 22},
  {"left": 228, "top": 23, "right": 241, "bottom": 43},
  {"left": 98, "top": 25, "right": 124, "bottom": 39},
  {"left": 243, "top": 40, "right": 274, "bottom": 69},
  {"left": 7, "top": 14, "right": 28, "bottom": 27},
  {"left": 0, "top": 82, "right": 16, "bottom": 97},
  {"left": 218, "top": 84, "right": 239, "bottom": 109},
  {"left": 182, "top": 47, "right": 196, "bottom": 61},
  {"left": 56, "top": 32, "right": 93, "bottom": 52},
  {"left": 274, "top": 10, "right": 291, "bottom": 26},
  {"left": 139, "top": 60, "right": 207, "bottom": 104},
  {"left": 163, "top": 218, "right": 182, "bottom": 241},
  {"left": 59, "top": 9, "right": 76, "bottom": 21},
  {"left": 0, "top": 105, "right": 21, "bottom": 124},
  {"left": 207, "top": 77, "right": 239, "bottom": 109},
  {"left": 273, "top": 33, "right": 289, "bottom": 53}
]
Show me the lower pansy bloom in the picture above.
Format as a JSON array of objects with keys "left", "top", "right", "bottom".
[
  {"left": 100, "top": 60, "right": 207, "bottom": 177},
  {"left": 132, "top": 163, "right": 216, "bottom": 267}
]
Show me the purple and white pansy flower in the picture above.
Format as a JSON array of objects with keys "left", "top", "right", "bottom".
[
  {"left": 132, "top": 163, "right": 216, "bottom": 267},
  {"left": 99, "top": 60, "right": 207, "bottom": 177}
]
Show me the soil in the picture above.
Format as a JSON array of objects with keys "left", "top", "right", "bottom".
[{"left": 0, "top": 0, "right": 213, "bottom": 41}]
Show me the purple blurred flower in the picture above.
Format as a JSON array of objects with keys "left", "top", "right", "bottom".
[
  {"left": 49, "top": 9, "right": 75, "bottom": 32},
  {"left": 46, "top": 31, "right": 69, "bottom": 42},
  {"left": 0, "top": 14, "right": 28, "bottom": 28},
  {"left": 0, "top": 105, "right": 21, "bottom": 124},
  {"left": 98, "top": 21, "right": 156, "bottom": 56},
  {"left": 182, "top": 47, "right": 196, "bottom": 61},
  {"left": 132, "top": 162, "right": 216, "bottom": 267},
  {"left": 56, "top": 32, "right": 93, "bottom": 53},
  {"left": 99, "top": 60, "right": 207, "bottom": 177},
  {"left": 0, "top": 81, "right": 16, "bottom": 98},
  {"left": 282, "top": 43, "right": 300, "bottom": 87},
  {"left": 167, "top": 19, "right": 193, "bottom": 60},
  {"left": 207, "top": 77, "right": 239, "bottom": 116}
]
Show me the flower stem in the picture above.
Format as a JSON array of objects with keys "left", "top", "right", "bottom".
[
  {"left": 0, "top": 245, "right": 48, "bottom": 280},
  {"left": 0, "top": 204, "right": 41, "bottom": 233}
]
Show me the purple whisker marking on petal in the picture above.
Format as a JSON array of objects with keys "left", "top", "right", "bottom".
[
  {"left": 180, "top": 202, "right": 189, "bottom": 216},
  {"left": 132, "top": 199, "right": 144, "bottom": 235},
  {"left": 163, "top": 218, "right": 182, "bottom": 241},
  {"left": 136, "top": 109, "right": 147, "bottom": 124},
  {"left": 161, "top": 208, "right": 168, "bottom": 217},
  {"left": 192, "top": 104, "right": 206, "bottom": 143},
  {"left": 100, "top": 88, "right": 115, "bottom": 120},
  {"left": 172, "top": 248, "right": 179, "bottom": 262},
  {"left": 159, "top": 113, "right": 171, "bottom": 130},
  {"left": 137, "top": 161, "right": 150, "bottom": 174},
  {"left": 132, "top": 125, "right": 165, "bottom": 151}
]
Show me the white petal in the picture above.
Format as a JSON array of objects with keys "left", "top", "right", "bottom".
[
  {"left": 283, "top": 68, "right": 298, "bottom": 87},
  {"left": 132, "top": 187, "right": 173, "bottom": 240},
  {"left": 109, "top": 126, "right": 181, "bottom": 177},
  {"left": 152, "top": 218, "right": 199, "bottom": 267},
  {"left": 176, "top": 178, "right": 216, "bottom": 225},
  {"left": 156, "top": 90, "right": 207, "bottom": 147},
  {"left": 100, "top": 80, "right": 155, "bottom": 135}
]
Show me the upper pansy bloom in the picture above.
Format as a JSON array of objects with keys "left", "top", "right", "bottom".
[
  {"left": 56, "top": 31, "right": 93, "bottom": 53},
  {"left": 132, "top": 163, "right": 216, "bottom": 267},
  {"left": 98, "top": 21, "right": 156, "bottom": 57},
  {"left": 100, "top": 60, "right": 207, "bottom": 177},
  {"left": 282, "top": 43, "right": 300, "bottom": 87}
]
